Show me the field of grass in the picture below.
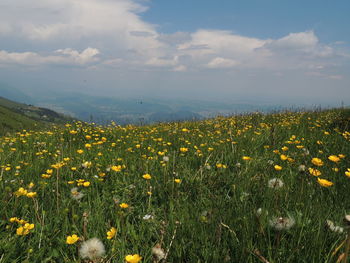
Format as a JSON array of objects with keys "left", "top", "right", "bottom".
[
  {"left": 0, "top": 96, "right": 73, "bottom": 136},
  {"left": 1, "top": 109, "right": 350, "bottom": 262}
]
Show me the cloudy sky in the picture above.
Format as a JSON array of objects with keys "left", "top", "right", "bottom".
[{"left": 0, "top": 0, "right": 349, "bottom": 105}]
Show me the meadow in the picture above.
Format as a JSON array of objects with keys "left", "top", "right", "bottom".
[{"left": 0, "top": 109, "right": 350, "bottom": 262}]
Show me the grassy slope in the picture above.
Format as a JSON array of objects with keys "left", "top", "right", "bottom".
[
  {"left": 0, "top": 105, "right": 39, "bottom": 135},
  {"left": 0, "top": 96, "right": 73, "bottom": 135},
  {"left": 0, "top": 108, "right": 349, "bottom": 262}
]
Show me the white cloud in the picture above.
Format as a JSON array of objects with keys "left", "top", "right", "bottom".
[
  {"left": 0, "top": 48, "right": 100, "bottom": 66},
  {"left": 267, "top": 31, "right": 318, "bottom": 49},
  {"left": 0, "top": 1, "right": 346, "bottom": 75},
  {"left": 0, "top": 0, "right": 163, "bottom": 58},
  {"left": 173, "top": 65, "right": 187, "bottom": 72},
  {"left": 206, "top": 57, "right": 239, "bottom": 69}
]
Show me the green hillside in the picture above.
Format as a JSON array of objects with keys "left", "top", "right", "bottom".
[{"left": 0, "top": 96, "right": 73, "bottom": 135}]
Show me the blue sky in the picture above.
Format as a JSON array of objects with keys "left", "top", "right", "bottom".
[
  {"left": 0, "top": 0, "right": 349, "bottom": 105},
  {"left": 142, "top": 0, "right": 350, "bottom": 42}
]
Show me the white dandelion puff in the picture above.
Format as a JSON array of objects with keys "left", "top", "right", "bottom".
[
  {"left": 70, "top": 187, "right": 84, "bottom": 200},
  {"left": 268, "top": 178, "right": 284, "bottom": 189},
  {"left": 152, "top": 244, "right": 165, "bottom": 261},
  {"left": 79, "top": 238, "right": 105, "bottom": 260},
  {"left": 269, "top": 216, "right": 295, "bottom": 231},
  {"left": 162, "top": 156, "right": 169, "bottom": 162},
  {"left": 298, "top": 165, "right": 306, "bottom": 172}
]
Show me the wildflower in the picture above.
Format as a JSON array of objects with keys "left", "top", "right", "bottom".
[
  {"left": 83, "top": 181, "right": 90, "bottom": 187},
  {"left": 274, "top": 165, "right": 282, "bottom": 171},
  {"left": 180, "top": 147, "right": 188, "bottom": 153},
  {"left": 317, "top": 178, "right": 333, "bottom": 187},
  {"left": 79, "top": 238, "right": 105, "bottom": 260},
  {"left": 111, "top": 165, "right": 122, "bottom": 172},
  {"left": 328, "top": 155, "right": 340, "bottom": 163},
  {"left": 106, "top": 227, "right": 117, "bottom": 239},
  {"left": 77, "top": 149, "right": 84, "bottom": 154},
  {"left": 66, "top": 234, "right": 80, "bottom": 244},
  {"left": 268, "top": 178, "right": 284, "bottom": 189},
  {"left": 345, "top": 169, "right": 350, "bottom": 178},
  {"left": 142, "top": 174, "right": 152, "bottom": 180},
  {"left": 16, "top": 223, "right": 34, "bottom": 236},
  {"left": 269, "top": 216, "right": 295, "bottom": 231},
  {"left": 174, "top": 178, "right": 181, "bottom": 183},
  {"left": 311, "top": 158, "right": 323, "bottom": 166},
  {"left": 14, "top": 187, "right": 28, "bottom": 197},
  {"left": 81, "top": 161, "right": 92, "bottom": 169},
  {"left": 125, "top": 254, "right": 142, "bottom": 263},
  {"left": 142, "top": 214, "right": 154, "bottom": 220},
  {"left": 120, "top": 203, "right": 129, "bottom": 209},
  {"left": 26, "top": 192, "right": 37, "bottom": 198},
  {"left": 298, "top": 165, "right": 306, "bottom": 172},
  {"left": 162, "top": 156, "right": 169, "bottom": 162},
  {"left": 85, "top": 143, "right": 92, "bottom": 149},
  {"left": 152, "top": 244, "right": 165, "bottom": 261},
  {"left": 71, "top": 188, "right": 84, "bottom": 200},
  {"left": 242, "top": 156, "right": 251, "bottom": 161},
  {"left": 309, "top": 168, "right": 321, "bottom": 176}
]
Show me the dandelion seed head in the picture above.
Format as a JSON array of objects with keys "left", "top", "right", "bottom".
[
  {"left": 70, "top": 187, "right": 84, "bottom": 200},
  {"left": 79, "top": 238, "right": 105, "bottom": 260},
  {"left": 269, "top": 216, "right": 295, "bottom": 231},
  {"left": 268, "top": 178, "right": 284, "bottom": 189},
  {"left": 152, "top": 244, "right": 165, "bottom": 261}
]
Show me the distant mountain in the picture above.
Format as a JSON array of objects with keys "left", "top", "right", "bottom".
[
  {"left": 0, "top": 82, "right": 285, "bottom": 125},
  {"left": 0, "top": 96, "right": 73, "bottom": 135}
]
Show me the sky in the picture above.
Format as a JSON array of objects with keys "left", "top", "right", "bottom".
[{"left": 0, "top": 0, "right": 349, "bottom": 105}]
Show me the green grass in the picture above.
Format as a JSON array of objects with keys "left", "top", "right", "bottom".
[
  {"left": 0, "top": 109, "right": 350, "bottom": 262},
  {"left": 0, "top": 96, "right": 73, "bottom": 136}
]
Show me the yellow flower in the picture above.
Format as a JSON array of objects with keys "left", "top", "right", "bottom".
[
  {"left": 16, "top": 223, "right": 34, "bottom": 236},
  {"left": 280, "top": 154, "right": 288, "bottom": 161},
  {"left": 16, "top": 226, "right": 29, "bottom": 235},
  {"left": 180, "top": 147, "right": 188, "bottom": 153},
  {"left": 14, "top": 187, "right": 28, "bottom": 197},
  {"left": 273, "top": 165, "right": 282, "bottom": 171},
  {"left": 85, "top": 143, "right": 92, "bottom": 149},
  {"left": 26, "top": 192, "right": 37, "bottom": 198},
  {"left": 309, "top": 168, "right": 321, "bottom": 176},
  {"left": 77, "top": 149, "right": 84, "bottom": 154},
  {"left": 311, "top": 158, "right": 323, "bottom": 166},
  {"left": 142, "top": 174, "right": 151, "bottom": 180},
  {"left": 83, "top": 181, "right": 90, "bottom": 187},
  {"left": 338, "top": 154, "right": 346, "bottom": 159},
  {"left": 120, "top": 203, "right": 129, "bottom": 209},
  {"left": 107, "top": 227, "right": 117, "bottom": 239},
  {"left": 328, "top": 155, "right": 340, "bottom": 163},
  {"left": 66, "top": 234, "right": 79, "bottom": 244},
  {"left": 174, "top": 178, "right": 181, "bottom": 183},
  {"left": 242, "top": 156, "right": 251, "bottom": 161},
  {"left": 281, "top": 146, "right": 289, "bottom": 151},
  {"left": 125, "top": 254, "right": 142, "bottom": 263},
  {"left": 317, "top": 178, "right": 333, "bottom": 187},
  {"left": 345, "top": 169, "right": 350, "bottom": 178},
  {"left": 111, "top": 165, "right": 122, "bottom": 172}
]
